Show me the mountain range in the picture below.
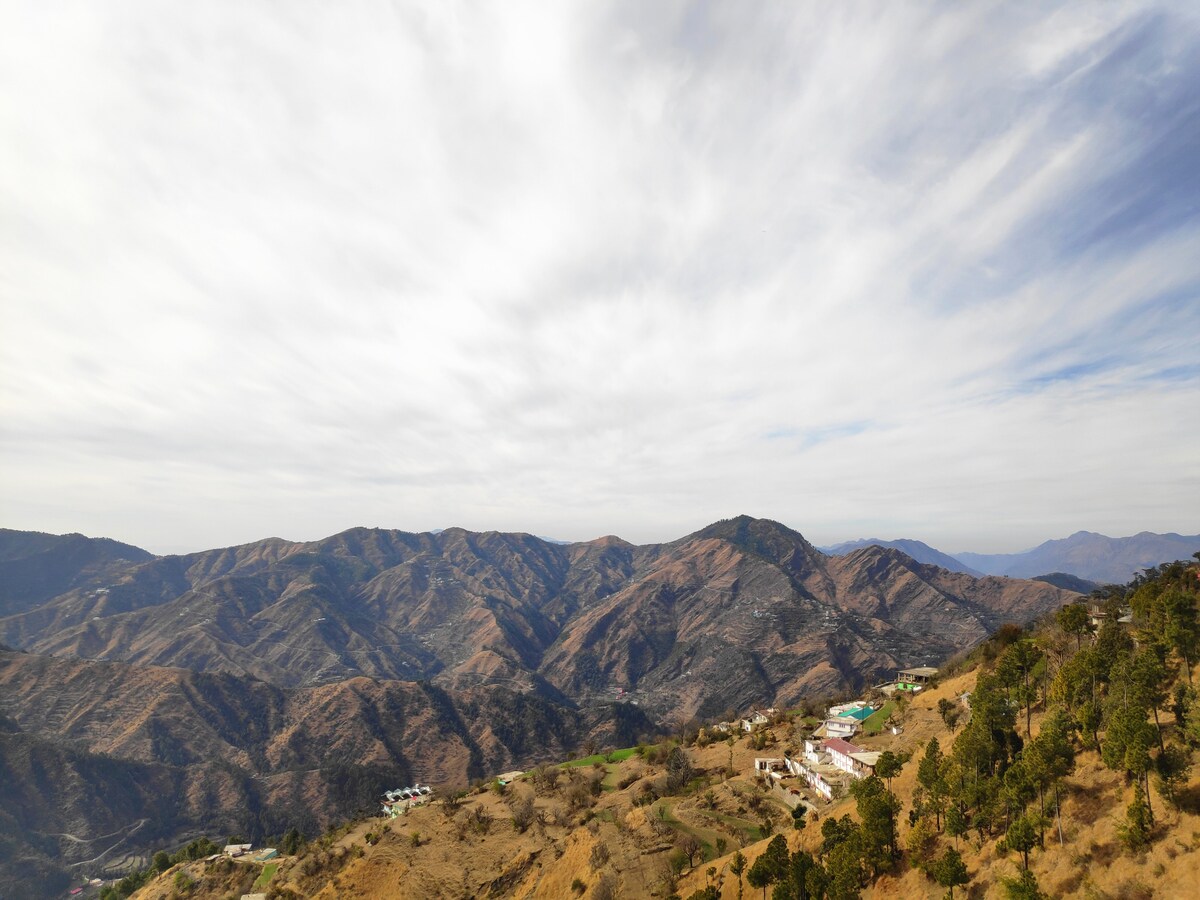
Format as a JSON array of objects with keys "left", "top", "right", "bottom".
[
  {"left": 0, "top": 515, "right": 1091, "bottom": 890},
  {"left": 0, "top": 517, "right": 1082, "bottom": 723},
  {"left": 822, "top": 529, "right": 1199, "bottom": 584}
]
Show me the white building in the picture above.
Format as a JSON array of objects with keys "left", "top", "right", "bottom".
[
  {"left": 822, "top": 717, "right": 860, "bottom": 739},
  {"left": 741, "top": 710, "right": 771, "bottom": 731},
  {"left": 824, "top": 738, "right": 863, "bottom": 777}
]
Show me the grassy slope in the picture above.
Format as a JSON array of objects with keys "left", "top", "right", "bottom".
[
  {"left": 678, "top": 668, "right": 1200, "bottom": 899},
  {"left": 131, "top": 659, "right": 1200, "bottom": 899}
]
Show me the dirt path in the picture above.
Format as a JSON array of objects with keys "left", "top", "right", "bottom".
[{"left": 65, "top": 818, "right": 148, "bottom": 867}]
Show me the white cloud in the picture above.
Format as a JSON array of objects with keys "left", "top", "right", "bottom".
[{"left": 1, "top": 1, "right": 1197, "bottom": 554}]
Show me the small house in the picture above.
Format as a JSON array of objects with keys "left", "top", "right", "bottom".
[
  {"left": 896, "top": 666, "right": 938, "bottom": 690},
  {"left": 741, "top": 710, "right": 771, "bottom": 731},
  {"left": 754, "top": 757, "right": 784, "bottom": 774},
  {"left": 848, "top": 750, "right": 881, "bottom": 778},
  {"left": 822, "top": 716, "right": 860, "bottom": 738}
]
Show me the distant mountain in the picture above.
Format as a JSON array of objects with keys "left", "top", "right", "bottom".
[
  {"left": 821, "top": 537, "right": 983, "bottom": 577},
  {"left": 956, "top": 531, "right": 1200, "bottom": 584},
  {"left": 0, "top": 528, "right": 154, "bottom": 618},
  {"left": 0, "top": 518, "right": 1079, "bottom": 726}
]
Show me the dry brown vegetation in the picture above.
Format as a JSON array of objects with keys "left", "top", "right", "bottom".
[
  {"left": 132, "top": 563, "right": 1200, "bottom": 899},
  {"left": 125, "top": 667, "right": 1200, "bottom": 899}
]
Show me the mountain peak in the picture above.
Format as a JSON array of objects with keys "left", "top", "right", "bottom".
[
  {"left": 686, "top": 516, "right": 823, "bottom": 573},
  {"left": 693, "top": 515, "right": 806, "bottom": 542}
]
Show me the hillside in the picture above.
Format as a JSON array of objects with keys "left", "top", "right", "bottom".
[
  {"left": 0, "top": 649, "right": 653, "bottom": 895},
  {"left": 0, "top": 528, "right": 154, "bottom": 618},
  {"left": 0, "top": 518, "right": 1080, "bottom": 725},
  {"left": 120, "top": 554, "right": 1200, "bottom": 900},
  {"left": 0, "top": 517, "right": 1086, "bottom": 893}
]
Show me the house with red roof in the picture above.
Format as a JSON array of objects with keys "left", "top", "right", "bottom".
[{"left": 824, "top": 737, "right": 863, "bottom": 777}]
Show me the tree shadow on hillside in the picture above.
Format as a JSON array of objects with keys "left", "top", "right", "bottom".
[{"left": 1169, "top": 783, "right": 1200, "bottom": 815}]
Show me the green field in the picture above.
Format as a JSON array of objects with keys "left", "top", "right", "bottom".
[
  {"left": 559, "top": 746, "right": 638, "bottom": 768},
  {"left": 697, "top": 808, "right": 765, "bottom": 843},
  {"left": 656, "top": 803, "right": 727, "bottom": 860},
  {"left": 861, "top": 700, "right": 896, "bottom": 735},
  {"left": 252, "top": 863, "right": 277, "bottom": 890}
]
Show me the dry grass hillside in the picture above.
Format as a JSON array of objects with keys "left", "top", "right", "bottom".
[
  {"left": 676, "top": 668, "right": 1200, "bottom": 900},
  {"left": 128, "top": 553, "right": 1200, "bottom": 900},
  {"left": 128, "top": 651, "right": 1200, "bottom": 900}
]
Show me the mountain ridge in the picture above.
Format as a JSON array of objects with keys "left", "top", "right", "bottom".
[
  {"left": 954, "top": 529, "right": 1200, "bottom": 582},
  {"left": 0, "top": 518, "right": 1081, "bottom": 725}
]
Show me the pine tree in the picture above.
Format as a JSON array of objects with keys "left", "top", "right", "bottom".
[
  {"left": 1001, "top": 867, "right": 1046, "bottom": 900},
  {"left": 945, "top": 804, "right": 968, "bottom": 848},
  {"left": 747, "top": 855, "right": 773, "bottom": 900},
  {"left": 730, "top": 850, "right": 747, "bottom": 900},
  {"left": 918, "top": 738, "right": 947, "bottom": 830},
  {"left": 1118, "top": 788, "right": 1152, "bottom": 851},
  {"left": 933, "top": 846, "right": 969, "bottom": 899},
  {"left": 1056, "top": 603, "right": 1090, "bottom": 650},
  {"left": 1163, "top": 587, "right": 1199, "bottom": 683},
  {"left": 875, "top": 750, "right": 903, "bottom": 792},
  {"left": 850, "top": 775, "right": 901, "bottom": 874},
  {"left": 1002, "top": 813, "right": 1038, "bottom": 870},
  {"left": 824, "top": 839, "right": 863, "bottom": 900}
]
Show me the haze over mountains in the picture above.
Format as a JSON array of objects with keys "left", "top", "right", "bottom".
[
  {"left": 2, "top": 515, "right": 1192, "bottom": 891},
  {"left": 822, "top": 530, "right": 1200, "bottom": 584}
]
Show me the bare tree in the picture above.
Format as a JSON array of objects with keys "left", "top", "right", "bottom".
[{"left": 508, "top": 793, "right": 536, "bottom": 833}]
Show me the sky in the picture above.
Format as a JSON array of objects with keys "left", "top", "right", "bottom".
[{"left": 2, "top": 1, "right": 1198, "bottom": 556}]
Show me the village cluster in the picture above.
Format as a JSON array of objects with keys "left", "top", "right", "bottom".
[
  {"left": 748, "top": 666, "right": 939, "bottom": 806},
  {"left": 380, "top": 782, "right": 433, "bottom": 818},
  {"left": 376, "top": 667, "right": 943, "bottom": 824}
]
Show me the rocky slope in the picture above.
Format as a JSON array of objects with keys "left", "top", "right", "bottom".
[
  {"left": 0, "top": 516, "right": 1086, "bottom": 893},
  {"left": 124, "top": 660, "right": 1200, "bottom": 900}
]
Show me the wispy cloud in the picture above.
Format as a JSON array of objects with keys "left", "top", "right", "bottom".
[{"left": 1, "top": 1, "right": 1197, "bottom": 554}]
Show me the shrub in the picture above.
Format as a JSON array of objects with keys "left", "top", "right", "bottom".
[
  {"left": 509, "top": 794, "right": 537, "bottom": 833},
  {"left": 468, "top": 804, "right": 494, "bottom": 834}
]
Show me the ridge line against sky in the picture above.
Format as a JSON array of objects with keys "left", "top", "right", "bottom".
[{"left": 1, "top": 1, "right": 1198, "bottom": 556}]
